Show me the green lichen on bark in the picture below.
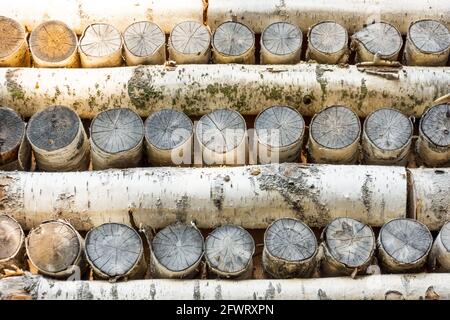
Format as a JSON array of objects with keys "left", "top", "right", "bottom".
[
  {"left": 128, "top": 66, "right": 164, "bottom": 110},
  {"left": 5, "top": 69, "right": 27, "bottom": 102}
]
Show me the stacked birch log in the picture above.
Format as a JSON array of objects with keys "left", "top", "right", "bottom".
[{"left": 0, "top": 0, "right": 450, "bottom": 300}]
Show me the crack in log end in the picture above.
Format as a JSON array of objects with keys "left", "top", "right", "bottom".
[
  {"left": 256, "top": 164, "right": 330, "bottom": 226},
  {"left": 127, "top": 66, "right": 163, "bottom": 111},
  {"left": 361, "top": 174, "right": 374, "bottom": 214},
  {"left": 175, "top": 195, "right": 189, "bottom": 223}
]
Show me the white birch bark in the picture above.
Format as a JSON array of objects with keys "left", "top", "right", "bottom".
[
  {"left": 0, "top": 64, "right": 448, "bottom": 118},
  {"left": 207, "top": 0, "right": 450, "bottom": 35},
  {"left": 1, "top": 0, "right": 204, "bottom": 35},
  {"left": 0, "top": 164, "right": 407, "bottom": 231},
  {"left": 1, "top": 273, "right": 450, "bottom": 300}
]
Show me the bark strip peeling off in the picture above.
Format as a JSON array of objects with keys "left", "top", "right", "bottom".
[
  {"left": 0, "top": 64, "right": 448, "bottom": 118},
  {"left": 0, "top": 273, "right": 449, "bottom": 300},
  {"left": 0, "top": 163, "right": 407, "bottom": 231}
]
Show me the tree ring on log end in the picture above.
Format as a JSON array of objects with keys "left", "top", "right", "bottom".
[
  {"left": 0, "top": 16, "right": 26, "bottom": 59},
  {"left": 409, "top": 20, "right": 450, "bottom": 54},
  {"left": 0, "top": 107, "right": 25, "bottom": 165},
  {"left": 309, "top": 21, "right": 348, "bottom": 55},
  {"left": 261, "top": 22, "right": 302, "bottom": 56},
  {"left": 420, "top": 104, "right": 450, "bottom": 148},
  {"left": 169, "top": 21, "right": 210, "bottom": 56},
  {"left": 124, "top": 21, "right": 165, "bottom": 57},
  {"left": 0, "top": 215, "right": 24, "bottom": 261},
  {"left": 212, "top": 21, "right": 255, "bottom": 57},
  {"left": 352, "top": 22, "right": 402, "bottom": 58}
]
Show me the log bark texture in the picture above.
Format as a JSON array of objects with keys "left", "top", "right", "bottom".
[
  {"left": 260, "top": 22, "right": 302, "bottom": 65},
  {"left": 0, "top": 16, "right": 30, "bottom": 67},
  {"left": 404, "top": 19, "right": 450, "bottom": 66},
  {"left": 25, "top": 220, "right": 85, "bottom": 279},
  {"left": 212, "top": 22, "right": 255, "bottom": 64},
  {"left": 90, "top": 108, "right": 144, "bottom": 170},
  {"left": 205, "top": 225, "right": 255, "bottom": 279},
  {"left": 263, "top": 218, "right": 317, "bottom": 279},
  {"left": 320, "top": 217, "right": 375, "bottom": 276},
  {"left": 123, "top": 21, "right": 166, "bottom": 66},
  {"left": 207, "top": 0, "right": 450, "bottom": 35},
  {"left": 29, "top": 20, "right": 79, "bottom": 68},
  {"left": 428, "top": 222, "right": 450, "bottom": 272},
  {"left": 150, "top": 222, "right": 204, "bottom": 279},
  {"left": 26, "top": 106, "right": 90, "bottom": 172},
  {"left": 2, "top": 273, "right": 450, "bottom": 300},
  {"left": 306, "top": 21, "right": 349, "bottom": 64},
  {"left": 409, "top": 168, "right": 450, "bottom": 231},
  {"left": 79, "top": 23, "right": 123, "bottom": 68},
  {"left": 362, "top": 108, "right": 413, "bottom": 165},
  {"left": 0, "top": 164, "right": 407, "bottom": 231},
  {"left": 416, "top": 104, "right": 450, "bottom": 167},
  {"left": 0, "top": 64, "right": 448, "bottom": 118},
  {"left": 1, "top": 0, "right": 204, "bottom": 35},
  {"left": 307, "top": 105, "right": 361, "bottom": 164},
  {"left": 377, "top": 218, "right": 433, "bottom": 273},
  {"left": 0, "top": 215, "right": 25, "bottom": 273},
  {"left": 168, "top": 21, "right": 211, "bottom": 64},
  {"left": 144, "top": 109, "right": 193, "bottom": 166},
  {"left": 254, "top": 105, "right": 305, "bottom": 164},
  {"left": 85, "top": 223, "right": 147, "bottom": 281}
]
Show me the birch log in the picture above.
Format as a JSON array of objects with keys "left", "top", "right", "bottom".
[
  {"left": 205, "top": 225, "right": 255, "bottom": 279},
  {"left": 404, "top": 20, "right": 450, "bottom": 66},
  {"left": 308, "top": 105, "right": 361, "bottom": 164},
  {"left": 409, "top": 168, "right": 450, "bottom": 231},
  {"left": 79, "top": 23, "right": 123, "bottom": 68},
  {"left": 351, "top": 22, "right": 403, "bottom": 62},
  {"left": 321, "top": 217, "right": 375, "bottom": 276},
  {"left": 150, "top": 222, "right": 204, "bottom": 279},
  {"left": 168, "top": 21, "right": 211, "bottom": 64},
  {"left": 0, "top": 16, "right": 30, "bottom": 67},
  {"left": 362, "top": 108, "right": 413, "bottom": 165},
  {"left": 0, "top": 107, "right": 26, "bottom": 168},
  {"left": 144, "top": 109, "right": 193, "bottom": 166},
  {"left": 0, "top": 215, "right": 25, "bottom": 273},
  {"left": 1, "top": 0, "right": 204, "bottom": 35},
  {"left": 29, "top": 20, "right": 79, "bottom": 68},
  {"left": 196, "top": 109, "right": 247, "bottom": 166},
  {"left": 0, "top": 164, "right": 407, "bottom": 231},
  {"left": 429, "top": 222, "right": 450, "bottom": 272},
  {"left": 306, "top": 21, "right": 349, "bottom": 64},
  {"left": 254, "top": 105, "right": 305, "bottom": 164},
  {"left": 90, "top": 108, "right": 144, "bottom": 170},
  {"left": 260, "top": 22, "right": 302, "bottom": 65},
  {"left": 25, "top": 220, "right": 84, "bottom": 279},
  {"left": 26, "top": 106, "right": 90, "bottom": 172},
  {"left": 0, "top": 64, "right": 448, "bottom": 119},
  {"left": 123, "top": 21, "right": 166, "bottom": 66},
  {"left": 3, "top": 273, "right": 450, "bottom": 300},
  {"left": 207, "top": 0, "right": 450, "bottom": 35},
  {"left": 212, "top": 22, "right": 255, "bottom": 64},
  {"left": 85, "top": 223, "right": 147, "bottom": 281},
  {"left": 416, "top": 104, "right": 450, "bottom": 167},
  {"left": 262, "top": 218, "right": 318, "bottom": 279},
  {"left": 377, "top": 218, "right": 433, "bottom": 273}
]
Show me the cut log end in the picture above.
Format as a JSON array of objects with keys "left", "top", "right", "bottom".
[
  {"left": 91, "top": 108, "right": 144, "bottom": 154},
  {"left": 323, "top": 217, "right": 375, "bottom": 274},
  {"left": 145, "top": 109, "right": 193, "bottom": 151},
  {"left": 197, "top": 109, "right": 246, "bottom": 153},
  {"left": 169, "top": 21, "right": 210, "bottom": 63},
  {"left": 29, "top": 20, "right": 78, "bottom": 67},
  {"left": 26, "top": 220, "right": 82, "bottom": 277},
  {"left": 205, "top": 225, "right": 255, "bottom": 278},
  {"left": 27, "top": 105, "right": 80, "bottom": 152},
  {"left": 0, "top": 107, "right": 25, "bottom": 165},
  {"left": 0, "top": 16, "right": 26, "bottom": 60},
  {"left": 123, "top": 21, "right": 165, "bottom": 58},
  {"left": 352, "top": 22, "right": 402, "bottom": 61},
  {"left": 260, "top": 22, "right": 302, "bottom": 64},
  {"left": 212, "top": 21, "right": 255, "bottom": 63},
  {"left": 0, "top": 215, "right": 24, "bottom": 265},
  {"left": 409, "top": 20, "right": 450, "bottom": 54},
  {"left": 378, "top": 218, "right": 432, "bottom": 272},
  {"left": 420, "top": 104, "right": 450, "bottom": 148},
  {"left": 307, "top": 21, "right": 348, "bottom": 64},
  {"left": 85, "top": 223, "right": 145, "bottom": 279},
  {"left": 151, "top": 223, "right": 204, "bottom": 278}
]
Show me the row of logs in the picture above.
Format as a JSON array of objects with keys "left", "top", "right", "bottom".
[
  {"left": 1, "top": 103, "right": 449, "bottom": 171},
  {"left": 2, "top": 215, "right": 450, "bottom": 281},
  {"left": 1, "top": 15, "right": 450, "bottom": 68}
]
